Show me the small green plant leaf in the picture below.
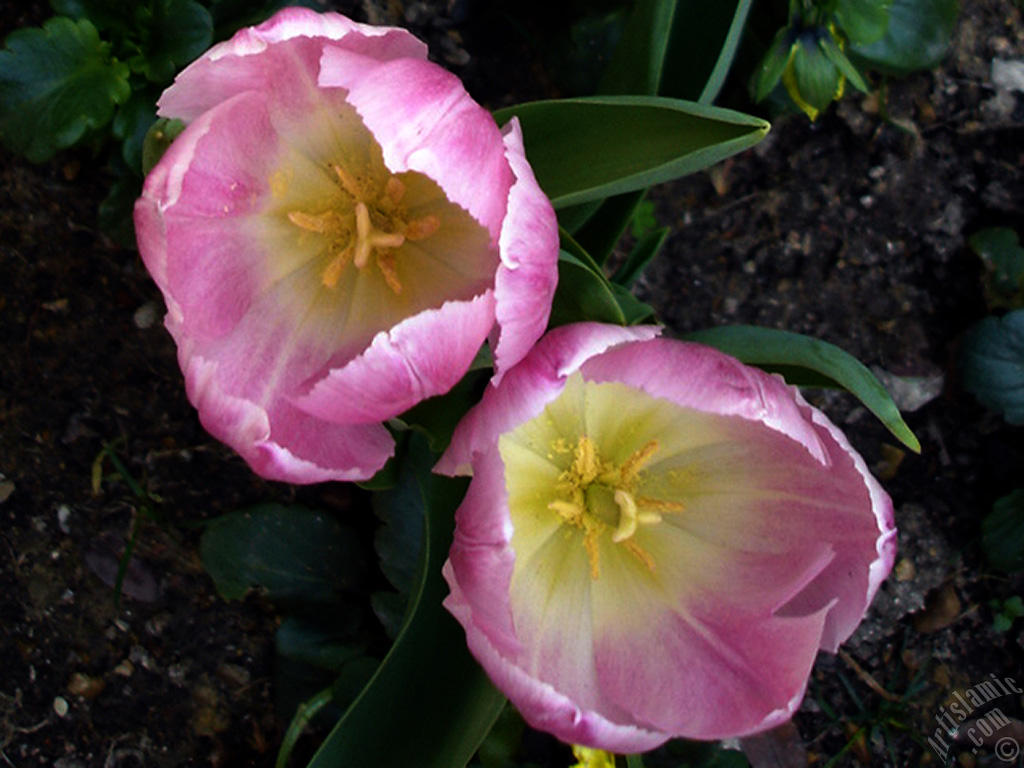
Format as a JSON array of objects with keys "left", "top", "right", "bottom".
[
  {"left": 51, "top": 0, "right": 134, "bottom": 36},
  {"left": 0, "top": 17, "right": 130, "bottom": 161},
  {"left": 788, "top": 34, "right": 843, "bottom": 114},
  {"left": 959, "top": 310, "right": 1024, "bottom": 424},
  {"left": 819, "top": 33, "right": 869, "bottom": 94},
  {"left": 982, "top": 489, "right": 1024, "bottom": 573},
  {"left": 685, "top": 325, "right": 921, "bottom": 451},
  {"left": 572, "top": 190, "right": 648, "bottom": 267},
  {"left": 849, "top": 0, "right": 958, "bottom": 75},
  {"left": 200, "top": 503, "right": 367, "bottom": 606},
  {"left": 112, "top": 88, "right": 157, "bottom": 173},
  {"left": 275, "top": 613, "right": 367, "bottom": 672},
  {"left": 753, "top": 26, "right": 796, "bottom": 103},
  {"left": 835, "top": 0, "right": 893, "bottom": 46},
  {"left": 307, "top": 436, "right": 505, "bottom": 768},
  {"left": 969, "top": 227, "right": 1024, "bottom": 310},
  {"left": 494, "top": 96, "right": 768, "bottom": 210}
]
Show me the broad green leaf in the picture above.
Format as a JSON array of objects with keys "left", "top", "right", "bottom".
[
  {"left": 600, "top": 0, "right": 755, "bottom": 105},
  {"left": 398, "top": 367, "right": 490, "bottom": 452},
  {"left": 493, "top": 97, "right": 768, "bottom": 209},
  {"left": 275, "top": 613, "right": 367, "bottom": 671},
  {"left": 549, "top": 250, "right": 626, "bottom": 327},
  {"left": 0, "top": 17, "right": 130, "bottom": 161},
  {"left": 141, "top": 116, "right": 185, "bottom": 175},
  {"left": 131, "top": 0, "right": 213, "bottom": 83},
  {"left": 200, "top": 503, "right": 367, "bottom": 606},
  {"left": 685, "top": 325, "right": 921, "bottom": 451},
  {"left": 959, "top": 310, "right": 1024, "bottom": 425},
  {"left": 835, "top": 0, "right": 892, "bottom": 46},
  {"left": 308, "top": 436, "right": 505, "bottom": 768},
  {"left": 51, "top": 0, "right": 134, "bottom": 35},
  {"left": 610, "top": 226, "right": 670, "bottom": 287},
  {"left": 969, "top": 227, "right": 1024, "bottom": 310},
  {"left": 849, "top": 0, "right": 958, "bottom": 76},
  {"left": 982, "top": 489, "right": 1024, "bottom": 573}
]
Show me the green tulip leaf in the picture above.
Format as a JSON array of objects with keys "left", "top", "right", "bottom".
[
  {"left": 600, "top": 0, "right": 755, "bottom": 104},
  {"left": 0, "top": 17, "right": 130, "bottom": 162},
  {"left": 549, "top": 250, "right": 627, "bottom": 327},
  {"left": 495, "top": 96, "right": 768, "bottom": 210},
  {"left": 959, "top": 310, "right": 1024, "bottom": 425},
  {"left": 307, "top": 436, "right": 505, "bottom": 768},
  {"left": 200, "top": 503, "right": 367, "bottom": 606},
  {"left": 572, "top": 190, "right": 649, "bottom": 266},
  {"left": 982, "top": 489, "right": 1024, "bottom": 573},
  {"left": 610, "top": 226, "right": 671, "bottom": 288},
  {"left": 849, "top": 0, "right": 958, "bottom": 76},
  {"left": 685, "top": 325, "right": 921, "bottom": 451}
]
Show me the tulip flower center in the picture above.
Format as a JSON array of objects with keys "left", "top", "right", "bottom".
[
  {"left": 547, "top": 435, "right": 683, "bottom": 580},
  {"left": 285, "top": 162, "right": 442, "bottom": 295}
]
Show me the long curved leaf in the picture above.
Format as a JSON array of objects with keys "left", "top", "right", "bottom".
[
  {"left": 307, "top": 437, "right": 505, "bottom": 768},
  {"left": 600, "top": 0, "right": 755, "bottom": 104},
  {"left": 494, "top": 96, "right": 768, "bottom": 209},
  {"left": 685, "top": 325, "right": 921, "bottom": 452}
]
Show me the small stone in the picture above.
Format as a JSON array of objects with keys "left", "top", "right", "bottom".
[
  {"left": 992, "top": 59, "right": 1024, "bottom": 93},
  {"left": 0, "top": 476, "right": 14, "bottom": 504},
  {"left": 913, "top": 582, "right": 962, "bottom": 633},
  {"left": 53, "top": 696, "right": 69, "bottom": 717},
  {"left": 56, "top": 505, "right": 71, "bottom": 533},
  {"left": 895, "top": 558, "right": 916, "bottom": 582},
  {"left": 113, "top": 660, "right": 134, "bottom": 677},
  {"left": 129, "top": 645, "right": 156, "bottom": 671},
  {"left": 67, "top": 672, "right": 105, "bottom": 699},
  {"left": 216, "top": 663, "right": 250, "bottom": 688},
  {"left": 133, "top": 301, "right": 159, "bottom": 329}
]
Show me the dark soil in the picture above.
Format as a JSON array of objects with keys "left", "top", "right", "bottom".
[{"left": 2, "top": 0, "right": 1024, "bottom": 766}]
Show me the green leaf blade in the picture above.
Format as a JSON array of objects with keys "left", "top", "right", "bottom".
[
  {"left": 200, "top": 503, "right": 367, "bottom": 606},
  {"left": 307, "top": 437, "right": 505, "bottom": 768},
  {"left": 0, "top": 17, "right": 130, "bottom": 161},
  {"left": 495, "top": 96, "right": 768, "bottom": 210},
  {"left": 982, "top": 489, "right": 1024, "bottom": 573},
  {"left": 685, "top": 325, "right": 921, "bottom": 452}
]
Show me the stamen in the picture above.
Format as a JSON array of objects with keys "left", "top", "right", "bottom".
[
  {"left": 623, "top": 540, "right": 656, "bottom": 572},
  {"left": 573, "top": 436, "right": 600, "bottom": 484},
  {"left": 619, "top": 441, "right": 660, "bottom": 484},
  {"left": 385, "top": 176, "right": 405, "bottom": 204},
  {"left": 405, "top": 214, "right": 441, "bottom": 241},
  {"left": 354, "top": 203, "right": 373, "bottom": 268},
  {"left": 288, "top": 210, "right": 335, "bottom": 234},
  {"left": 635, "top": 497, "right": 684, "bottom": 514},
  {"left": 331, "top": 163, "right": 362, "bottom": 198},
  {"left": 549, "top": 500, "right": 584, "bottom": 525},
  {"left": 376, "top": 251, "right": 402, "bottom": 294},
  {"left": 321, "top": 245, "right": 353, "bottom": 289},
  {"left": 583, "top": 524, "right": 602, "bottom": 580}
]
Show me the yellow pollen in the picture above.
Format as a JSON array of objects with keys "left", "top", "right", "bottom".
[{"left": 548, "top": 435, "right": 683, "bottom": 580}]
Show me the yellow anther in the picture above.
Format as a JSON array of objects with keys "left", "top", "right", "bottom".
[
  {"left": 288, "top": 210, "right": 337, "bottom": 234},
  {"left": 618, "top": 440, "right": 660, "bottom": 484},
  {"left": 623, "top": 539, "right": 656, "bottom": 572},
  {"left": 405, "top": 214, "right": 441, "bottom": 241},
  {"left": 321, "top": 246, "right": 352, "bottom": 289},
  {"left": 573, "top": 436, "right": 600, "bottom": 484},
  {"left": 548, "top": 499, "right": 584, "bottom": 525},
  {"left": 385, "top": 176, "right": 405, "bottom": 204},
  {"left": 376, "top": 251, "right": 402, "bottom": 294},
  {"left": 635, "top": 497, "right": 684, "bottom": 514},
  {"left": 331, "top": 163, "right": 362, "bottom": 198}
]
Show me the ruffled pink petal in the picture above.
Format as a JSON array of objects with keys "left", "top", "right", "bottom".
[
  {"left": 436, "top": 323, "right": 661, "bottom": 476},
  {"left": 175, "top": 334, "right": 393, "bottom": 483},
  {"left": 444, "top": 563, "right": 669, "bottom": 754},
  {"left": 591, "top": 594, "right": 830, "bottom": 739},
  {"left": 580, "top": 338, "right": 830, "bottom": 463},
  {"left": 158, "top": 8, "right": 426, "bottom": 122},
  {"left": 295, "top": 293, "right": 496, "bottom": 425},
  {"left": 319, "top": 51, "right": 512, "bottom": 239},
  {"left": 138, "top": 91, "right": 280, "bottom": 340},
  {"left": 490, "top": 119, "right": 559, "bottom": 378}
]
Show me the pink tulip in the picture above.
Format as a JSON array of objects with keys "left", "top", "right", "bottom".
[
  {"left": 135, "top": 8, "right": 558, "bottom": 483},
  {"left": 438, "top": 323, "right": 896, "bottom": 751}
]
